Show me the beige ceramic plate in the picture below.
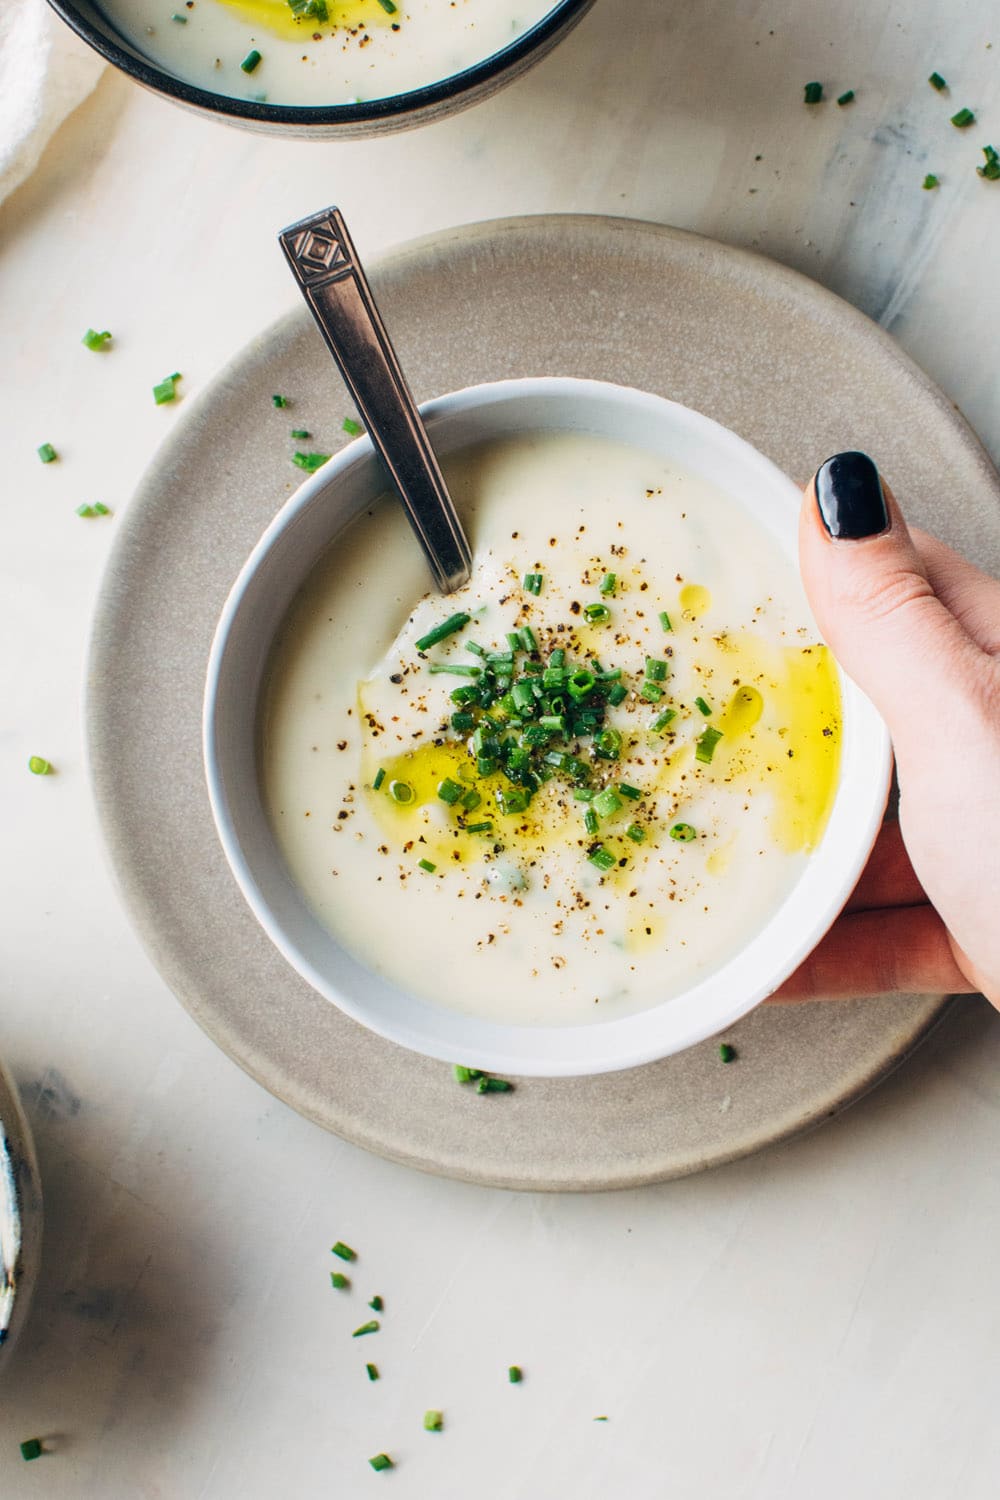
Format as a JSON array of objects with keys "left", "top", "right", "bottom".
[{"left": 87, "top": 215, "right": 999, "bottom": 1190}]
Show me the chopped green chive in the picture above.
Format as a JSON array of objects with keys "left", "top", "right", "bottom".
[
  {"left": 922, "top": 173, "right": 940, "bottom": 189},
  {"left": 416, "top": 612, "right": 470, "bottom": 652},
  {"left": 694, "top": 696, "right": 712, "bottom": 716},
  {"left": 519, "top": 625, "right": 538, "bottom": 653},
  {"left": 593, "top": 1416, "right": 609, "bottom": 1422},
  {"left": 583, "top": 602, "right": 611, "bottom": 624},
  {"left": 719, "top": 1042, "right": 737, "bottom": 1063},
  {"left": 670, "top": 822, "right": 697, "bottom": 842},
  {"left": 342, "top": 416, "right": 364, "bottom": 436},
  {"left": 607, "top": 682, "right": 628, "bottom": 706},
  {"left": 330, "top": 1271, "right": 349, "bottom": 1289},
  {"left": 366, "top": 1363, "right": 379, "bottom": 1381},
  {"left": 418, "top": 858, "right": 436, "bottom": 874},
  {"left": 695, "top": 726, "right": 723, "bottom": 764},
  {"left": 92, "top": 502, "right": 110, "bottom": 515},
  {"left": 423, "top": 1410, "right": 444, "bottom": 1432},
  {"left": 289, "top": 0, "right": 329, "bottom": 19},
  {"left": 977, "top": 145, "right": 1000, "bottom": 180},
  {"left": 82, "top": 328, "right": 111, "bottom": 350},
  {"left": 626, "top": 823, "right": 646, "bottom": 843},
  {"left": 369, "top": 1453, "right": 393, "bottom": 1471},
  {"left": 428, "top": 663, "right": 480, "bottom": 677},
  {"left": 658, "top": 611, "right": 672, "bottom": 631},
  {"left": 436, "top": 778, "right": 463, "bottom": 805},
  {"left": 368, "top": 1294, "right": 383, "bottom": 1311},
  {"left": 803, "top": 81, "right": 823, "bottom": 104},
  {"left": 639, "top": 681, "right": 663, "bottom": 703},
  {"left": 353, "top": 1320, "right": 380, "bottom": 1337},
  {"left": 594, "top": 727, "right": 622, "bottom": 760},
  {"left": 37, "top": 443, "right": 57, "bottom": 464},
  {"left": 389, "top": 779, "right": 414, "bottom": 805},
  {"left": 372, "top": 767, "right": 386, "bottom": 791},
  {"left": 377, "top": 0, "right": 397, "bottom": 10},
  {"left": 290, "top": 428, "right": 310, "bottom": 439},
  {"left": 523, "top": 571, "right": 543, "bottom": 594},
  {"left": 617, "top": 783, "right": 641, "bottom": 800},
  {"left": 651, "top": 708, "right": 676, "bottom": 733},
  {"left": 476, "top": 1077, "right": 513, "bottom": 1093},
  {"left": 929, "top": 71, "right": 947, "bottom": 91},
  {"left": 76, "top": 503, "right": 96, "bottom": 517},
  {"left": 20, "top": 1439, "right": 43, "bottom": 1462},
  {"left": 28, "top": 756, "right": 53, "bottom": 776},
  {"left": 645, "top": 657, "right": 668, "bottom": 682},
  {"left": 584, "top": 807, "right": 599, "bottom": 835},
  {"left": 593, "top": 787, "right": 622, "bottom": 819},
  {"left": 508, "top": 1366, "right": 523, "bottom": 1383},
  {"left": 153, "top": 372, "right": 181, "bottom": 405},
  {"left": 951, "top": 107, "right": 975, "bottom": 127},
  {"left": 331, "top": 1241, "right": 356, "bottom": 1262},
  {"left": 598, "top": 571, "right": 617, "bottom": 595},
  {"left": 271, "top": 393, "right": 289, "bottom": 408},
  {"left": 566, "top": 668, "right": 596, "bottom": 701},
  {"left": 453, "top": 1065, "right": 483, "bottom": 1083},
  {"left": 171, "top": 11, "right": 187, "bottom": 19},
  {"left": 292, "top": 451, "right": 330, "bottom": 472},
  {"left": 240, "top": 47, "right": 262, "bottom": 72},
  {"left": 464, "top": 821, "right": 494, "bottom": 834},
  {"left": 837, "top": 89, "right": 855, "bottom": 105},
  {"left": 588, "top": 845, "right": 616, "bottom": 873}
]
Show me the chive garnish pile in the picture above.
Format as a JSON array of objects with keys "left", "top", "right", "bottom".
[{"left": 374, "top": 598, "right": 724, "bottom": 871}]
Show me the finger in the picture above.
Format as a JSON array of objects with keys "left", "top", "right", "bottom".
[
  {"left": 772, "top": 904, "right": 978, "bottom": 1001},
  {"left": 911, "top": 527, "right": 1000, "bottom": 656},
  {"left": 799, "top": 455, "right": 986, "bottom": 751},
  {"left": 845, "top": 819, "right": 925, "bottom": 913}
]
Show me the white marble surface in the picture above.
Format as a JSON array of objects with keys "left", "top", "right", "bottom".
[{"left": 3, "top": 2, "right": 1000, "bottom": 1495}]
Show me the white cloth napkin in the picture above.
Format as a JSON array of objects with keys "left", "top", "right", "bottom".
[{"left": 0, "top": 0, "right": 104, "bottom": 206}]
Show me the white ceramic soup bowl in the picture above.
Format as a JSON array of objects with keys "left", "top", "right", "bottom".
[{"left": 204, "top": 378, "right": 891, "bottom": 1077}]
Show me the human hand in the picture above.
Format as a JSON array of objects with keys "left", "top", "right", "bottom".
[{"left": 776, "top": 451, "right": 1000, "bottom": 1007}]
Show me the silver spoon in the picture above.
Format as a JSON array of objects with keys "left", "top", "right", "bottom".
[{"left": 279, "top": 206, "right": 472, "bottom": 594}]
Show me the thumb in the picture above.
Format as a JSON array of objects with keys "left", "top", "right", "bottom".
[{"left": 799, "top": 452, "right": 980, "bottom": 748}]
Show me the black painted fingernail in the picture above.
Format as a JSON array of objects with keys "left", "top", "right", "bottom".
[{"left": 815, "top": 451, "right": 889, "bottom": 539}]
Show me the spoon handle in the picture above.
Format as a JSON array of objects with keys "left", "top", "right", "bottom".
[{"left": 279, "top": 207, "right": 472, "bottom": 594}]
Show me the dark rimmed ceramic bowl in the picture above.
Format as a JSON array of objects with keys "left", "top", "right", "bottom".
[
  {"left": 0, "top": 1059, "right": 42, "bottom": 1372},
  {"left": 46, "top": 0, "right": 596, "bottom": 139}
]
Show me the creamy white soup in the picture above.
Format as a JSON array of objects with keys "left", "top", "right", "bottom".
[
  {"left": 100, "top": 0, "right": 559, "bottom": 107},
  {"left": 262, "top": 432, "right": 841, "bottom": 1028}
]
